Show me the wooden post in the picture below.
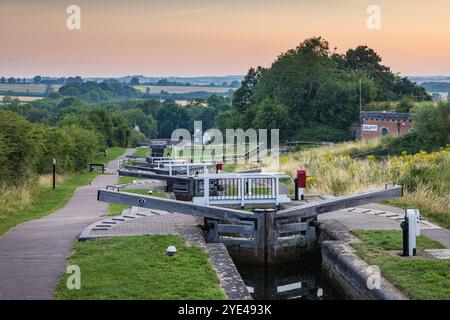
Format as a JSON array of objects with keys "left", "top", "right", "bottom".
[
  {"left": 254, "top": 210, "right": 267, "bottom": 265},
  {"left": 204, "top": 218, "right": 219, "bottom": 243}
]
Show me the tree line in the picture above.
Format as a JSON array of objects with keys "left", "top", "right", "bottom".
[{"left": 214, "top": 37, "right": 430, "bottom": 142}]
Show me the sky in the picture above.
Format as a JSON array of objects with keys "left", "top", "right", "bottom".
[{"left": 1, "top": 0, "right": 450, "bottom": 77}]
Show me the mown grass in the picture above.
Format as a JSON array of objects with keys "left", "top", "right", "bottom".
[
  {"left": 55, "top": 235, "right": 226, "bottom": 300},
  {"left": 92, "top": 147, "right": 126, "bottom": 165},
  {"left": 117, "top": 176, "right": 143, "bottom": 185},
  {"left": 351, "top": 230, "right": 450, "bottom": 300},
  {"left": 132, "top": 147, "right": 149, "bottom": 158},
  {"left": 106, "top": 189, "right": 167, "bottom": 216},
  {"left": 0, "top": 147, "right": 127, "bottom": 236}
]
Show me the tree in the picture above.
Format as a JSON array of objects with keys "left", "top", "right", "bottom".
[
  {"left": 254, "top": 98, "right": 291, "bottom": 136},
  {"left": 7, "top": 77, "right": 16, "bottom": 84},
  {"left": 0, "top": 77, "right": 5, "bottom": 83},
  {"left": 130, "top": 77, "right": 140, "bottom": 85},
  {"left": 33, "top": 76, "right": 42, "bottom": 84},
  {"left": 345, "top": 45, "right": 430, "bottom": 101},
  {"left": 0, "top": 111, "right": 39, "bottom": 185},
  {"left": 413, "top": 102, "right": 450, "bottom": 149},
  {"left": 232, "top": 67, "right": 263, "bottom": 113}
]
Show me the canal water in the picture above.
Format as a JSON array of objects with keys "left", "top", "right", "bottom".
[{"left": 235, "top": 252, "right": 342, "bottom": 300}]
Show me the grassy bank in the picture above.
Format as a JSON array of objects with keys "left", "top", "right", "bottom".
[
  {"left": 0, "top": 172, "right": 97, "bottom": 236},
  {"left": 55, "top": 235, "right": 226, "bottom": 300},
  {"left": 132, "top": 147, "right": 149, "bottom": 158},
  {"left": 351, "top": 230, "right": 449, "bottom": 300},
  {"left": 92, "top": 147, "right": 126, "bottom": 165},
  {"left": 107, "top": 189, "right": 167, "bottom": 216},
  {"left": 264, "top": 141, "right": 450, "bottom": 228},
  {"left": 0, "top": 147, "right": 126, "bottom": 236}
]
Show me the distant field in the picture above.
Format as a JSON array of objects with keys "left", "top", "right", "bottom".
[
  {"left": 0, "top": 95, "right": 43, "bottom": 102},
  {"left": 0, "top": 83, "right": 62, "bottom": 95},
  {"left": 134, "top": 85, "right": 235, "bottom": 94}
]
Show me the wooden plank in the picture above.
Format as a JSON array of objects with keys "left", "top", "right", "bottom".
[
  {"left": 276, "top": 185, "right": 403, "bottom": 219},
  {"left": 218, "top": 224, "right": 255, "bottom": 235},
  {"left": 119, "top": 170, "right": 190, "bottom": 183},
  {"left": 219, "top": 237, "right": 255, "bottom": 247},
  {"left": 276, "top": 236, "right": 306, "bottom": 248},
  {"left": 276, "top": 222, "right": 307, "bottom": 233},
  {"left": 98, "top": 189, "right": 255, "bottom": 222}
]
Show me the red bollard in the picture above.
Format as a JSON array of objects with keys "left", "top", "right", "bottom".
[
  {"left": 216, "top": 161, "right": 223, "bottom": 174},
  {"left": 296, "top": 169, "right": 307, "bottom": 200}
]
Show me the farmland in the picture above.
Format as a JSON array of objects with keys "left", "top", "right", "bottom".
[
  {"left": 0, "top": 95, "right": 42, "bottom": 102},
  {"left": 0, "top": 83, "right": 62, "bottom": 96},
  {"left": 133, "top": 85, "right": 235, "bottom": 94}
]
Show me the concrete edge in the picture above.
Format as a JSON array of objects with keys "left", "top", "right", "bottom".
[
  {"left": 319, "top": 222, "right": 408, "bottom": 300},
  {"left": 205, "top": 243, "right": 253, "bottom": 300}
]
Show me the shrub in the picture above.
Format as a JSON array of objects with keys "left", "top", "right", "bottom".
[{"left": 0, "top": 111, "right": 40, "bottom": 185}]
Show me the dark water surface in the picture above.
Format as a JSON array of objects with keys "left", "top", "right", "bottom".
[{"left": 235, "top": 252, "right": 343, "bottom": 300}]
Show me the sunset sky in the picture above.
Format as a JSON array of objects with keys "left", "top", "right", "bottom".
[{"left": 1, "top": 0, "right": 450, "bottom": 77}]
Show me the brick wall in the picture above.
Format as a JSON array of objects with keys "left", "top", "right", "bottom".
[{"left": 361, "top": 118, "right": 412, "bottom": 140}]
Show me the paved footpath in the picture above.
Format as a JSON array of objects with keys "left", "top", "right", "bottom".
[{"left": 0, "top": 149, "right": 134, "bottom": 300}]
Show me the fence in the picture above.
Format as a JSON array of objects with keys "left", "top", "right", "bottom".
[{"left": 192, "top": 173, "right": 291, "bottom": 207}]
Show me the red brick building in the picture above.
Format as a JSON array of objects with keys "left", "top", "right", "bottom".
[{"left": 360, "top": 111, "right": 412, "bottom": 140}]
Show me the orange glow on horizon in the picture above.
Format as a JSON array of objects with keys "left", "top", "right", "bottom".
[{"left": 1, "top": 0, "right": 450, "bottom": 77}]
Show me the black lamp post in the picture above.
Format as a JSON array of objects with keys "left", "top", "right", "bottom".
[{"left": 52, "top": 158, "right": 57, "bottom": 190}]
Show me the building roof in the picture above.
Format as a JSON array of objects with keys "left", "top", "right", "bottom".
[{"left": 361, "top": 111, "right": 412, "bottom": 121}]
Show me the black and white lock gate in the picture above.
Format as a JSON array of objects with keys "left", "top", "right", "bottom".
[{"left": 97, "top": 184, "right": 403, "bottom": 264}]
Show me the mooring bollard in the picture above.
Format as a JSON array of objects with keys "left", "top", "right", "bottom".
[
  {"left": 295, "top": 169, "right": 307, "bottom": 200},
  {"left": 401, "top": 209, "right": 421, "bottom": 256}
]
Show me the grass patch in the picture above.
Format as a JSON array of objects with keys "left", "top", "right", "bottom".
[
  {"left": 92, "top": 147, "right": 126, "bottom": 165},
  {"left": 132, "top": 147, "right": 149, "bottom": 158},
  {"left": 0, "top": 147, "right": 128, "bottom": 236},
  {"left": 384, "top": 197, "right": 450, "bottom": 230},
  {"left": 351, "top": 230, "right": 450, "bottom": 300},
  {"left": 0, "top": 172, "right": 97, "bottom": 236},
  {"left": 106, "top": 189, "right": 167, "bottom": 216},
  {"left": 55, "top": 235, "right": 226, "bottom": 300},
  {"left": 117, "top": 176, "right": 144, "bottom": 185}
]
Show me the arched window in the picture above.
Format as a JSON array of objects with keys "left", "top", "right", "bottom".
[{"left": 381, "top": 127, "right": 389, "bottom": 137}]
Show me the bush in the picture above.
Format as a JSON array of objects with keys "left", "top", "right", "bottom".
[
  {"left": 0, "top": 111, "right": 40, "bottom": 185},
  {"left": 413, "top": 101, "right": 450, "bottom": 149},
  {"left": 295, "top": 123, "right": 351, "bottom": 142}
]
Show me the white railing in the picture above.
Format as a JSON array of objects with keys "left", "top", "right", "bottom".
[
  {"left": 192, "top": 172, "right": 291, "bottom": 207},
  {"left": 164, "top": 162, "right": 213, "bottom": 176}
]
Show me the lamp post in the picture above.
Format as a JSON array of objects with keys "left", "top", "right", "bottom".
[{"left": 52, "top": 158, "right": 57, "bottom": 190}]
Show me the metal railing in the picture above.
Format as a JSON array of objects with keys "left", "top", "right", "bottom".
[{"left": 192, "top": 172, "right": 291, "bottom": 207}]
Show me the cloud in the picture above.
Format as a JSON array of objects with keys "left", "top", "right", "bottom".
[{"left": 167, "top": 6, "right": 224, "bottom": 16}]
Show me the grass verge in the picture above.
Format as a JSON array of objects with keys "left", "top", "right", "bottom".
[
  {"left": 132, "top": 147, "right": 149, "bottom": 158},
  {"left": 55, "top": 235, "right": 226, "bottom": 300},
  {"left": 0, "top": 147, "right": 127, "bottom": 236},
  {"left": 92, "top": 147, "right": 126, "bottom": 165},
  {"left": 0, "top": 172, "right": 97, "bottom": 236},
  {"left": 107, "top": 189, "right": 167, "bottom": 216},
  {"left": 351, "top": 230, "right": 450, "bottom": 300}
]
